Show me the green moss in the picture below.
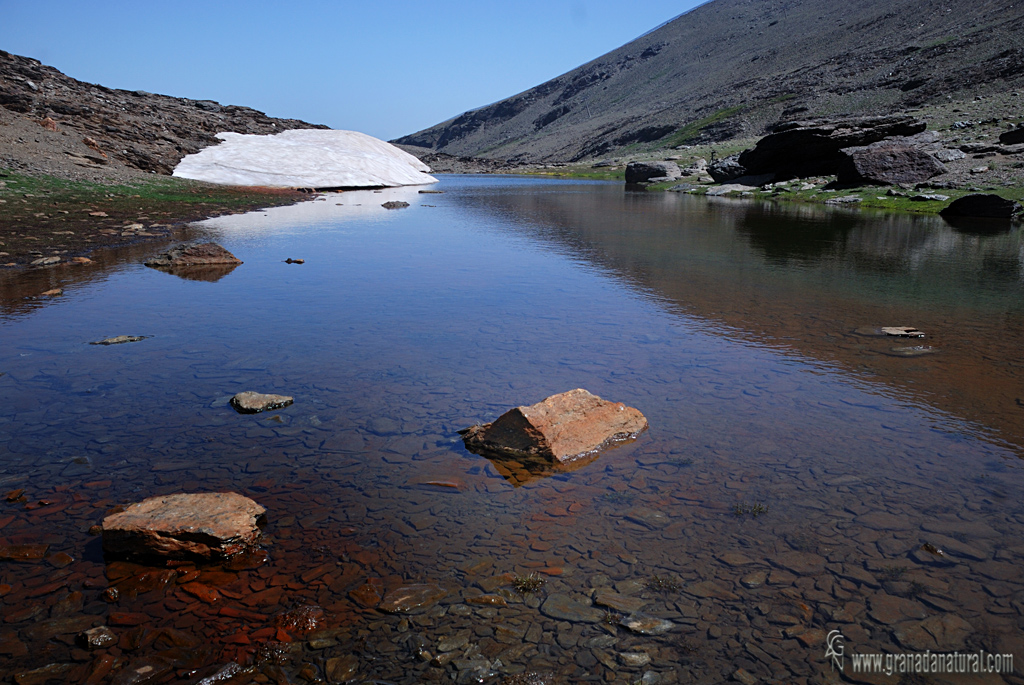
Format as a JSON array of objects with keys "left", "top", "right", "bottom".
[{"left": 661, "top": 106, "right": 746, "bottom": 149}]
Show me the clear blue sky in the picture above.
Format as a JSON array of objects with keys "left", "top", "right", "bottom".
[{"left": 0, "top": 1, "right": 702, "bottom": 141}]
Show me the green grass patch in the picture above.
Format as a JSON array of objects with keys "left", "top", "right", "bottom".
[{"left": 661, "top": 106, "right": 746, "bottom": 149}]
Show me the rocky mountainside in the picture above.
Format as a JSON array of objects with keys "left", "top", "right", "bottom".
[
  {"left": 0, "top": 49, "right": 326, "bottom": 179},
  {"left": 395, "top": 0, "right": 1024, "bottom": 163}
]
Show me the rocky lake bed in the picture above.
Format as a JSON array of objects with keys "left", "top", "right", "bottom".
[{"left": 1, "top": 177, "right": 1022, "bottom": 684}]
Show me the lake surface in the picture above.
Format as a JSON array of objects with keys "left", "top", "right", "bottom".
[{"left": 1, "top": 176, "right": 1022, "bottom": 684}]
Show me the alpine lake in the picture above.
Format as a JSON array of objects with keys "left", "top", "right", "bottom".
[{"left": 1, "top": 175, "right": 1022, "bottom": 685}]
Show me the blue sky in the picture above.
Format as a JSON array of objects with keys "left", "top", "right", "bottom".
[{"left": 0, "top": 1, "right": 701, "bottom": 141}]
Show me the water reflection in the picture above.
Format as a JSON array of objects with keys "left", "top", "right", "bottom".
[{"left": 454, "top": 184, "right": 1024, "bottom": 451}]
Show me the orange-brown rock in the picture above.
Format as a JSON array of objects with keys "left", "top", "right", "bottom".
[
  {"left": 460, "top": 388, "right": 647, "bottom": 463},
  {"left": 144, "top": 242, "right": 242, "bottom": 268},
  {"left": 101, "top": 492, "right": 265, "bottom": 560}
]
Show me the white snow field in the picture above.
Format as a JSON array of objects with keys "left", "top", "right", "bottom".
[{"left": 172, "top": 129, "right": 437, "bottom": 188}]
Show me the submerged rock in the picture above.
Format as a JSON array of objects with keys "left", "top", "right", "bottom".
[
  {"left": 619, "top": 614, "right": 675, "bottom": 635},
  {"left": 90, "top": 335, "right": 147, "bottom": 346},
  {"left": 101, "top": 492, "right": 266, "bottom": 560},
  {"left": 881, "top": 326, "right": 925, "bottom": 338},
  {"left": 381, "top": 200, "right": 410, "bottom": 209},
  {"left": 460, "top": 388, "right": 647, "bottom": 463},
  {"left": 378, "top": 584, "right": 446, "bottom": 613},
  {"left": 144, "top": 243, "right": 242, "bottom": 268},
  {"left": 230, "top": 391, "right": 294, "bottom": 414},
  {"left": 540, "top": 594, "right": 604, "bottom": 623}
]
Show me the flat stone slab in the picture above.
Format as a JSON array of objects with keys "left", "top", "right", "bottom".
[
  {"left": 540, "top": 594, "right": 604, "bottom": 623},
  {"left": 101, "top": 492, "right": 265, "bottom": 560},
  {"left": 0, "top": 543, "right": 49, "bottom": 561},
  {"left": 893, "top": 614, "right": 973, "bottom": 651},
  {"left": 378, "top": 584, "right": 446, "bottom": 613},
  {"left": 593, "top": 591, "right": 648, "bottom": 614},
  {"left": 619, "top": 614, "right": 675, "bottom": 635},
  {"left": 144, "top": 242, "right": 242, "bottom": 268},
  {"left": 461, "top": 388, "right": 647, "bottom": 463},
  {"left": 89, "top": 335, "right": 147, "bottom": 346},
  {"left": 230, "top": 391, "right": 294, "bottom": 414},
  {"left": 881, "top": 326, "right": 925, "bottom": 338}
]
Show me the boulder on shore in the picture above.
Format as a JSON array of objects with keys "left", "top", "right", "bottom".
[
  {"left": 999, "top": 125, "right": 1024, "bottom": 146},
  {"left": 836, "top": 142, "right": 946, "bottom": 185},
  {"left": 460, "top": 388, "right": 648, "bottom": 463},
  {"left": 625, "top": 161, "right": 681, "bottom": 184},
  {"left": 940, "top": 194, "right": 1022, "bottom": 219},
  {"left": 101, "top": 492, "right": 266, "bottom": 560},
  {"left": 144, "top": 243, "right": 242, "bottom": 268},
  {"left": 737, "top": 115, "right": 927, "bottom": 178}
]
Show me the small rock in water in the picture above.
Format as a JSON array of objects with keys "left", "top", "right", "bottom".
[
  {"left": 284, "top": 258, "right": 305, "bottom": 264},
  {"left": 540, "top": 594, "right": 605, "bottom": 623},
  {"left": 619, "top": 652, "right": 651, "bottom": 667},
  {"left": 40, "top": 288, "right": 63, "bottom": 297},
  {"left": 418, "top": 189, "right": 444, "bottom": 194},
  {"left": 619, "top": 614, "right": 675, "bottom": 635},
  {"left": 78, "top": 626, "right": 117, "bottom": 650},
  {"left": 883, "top": 345, "right": 937, "bottom": 357},
  {"left": 378, "top": 584, "right": 446, "bottom": 613},
  {"left": 89, "top": 335, "right": 147, "bottom": 346},
  {"left": 230, "top": 391, "right": 294, "bottom": 414},
  {"left": 381, "top": 201, "right": 410, "bottom": 209},
  {"left": 461, "top": 388, "right": 648, "bottom": 463},
  {"left": 30, "top": 256, "right": 61, "bottom": 267},
  {"left": 880, "top": 326, "right": 925, "bottom": 338},
  {"left": 144, "top": 242, "right": 242, "bottom": 268},
  {"left": 101, "top": 492, "right": 266, "bottom": 560}
]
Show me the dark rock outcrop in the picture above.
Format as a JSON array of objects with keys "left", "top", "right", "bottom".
[
  {"left": 625, "top": 161, "right": 681, "bottom": 184},
  {"left": 999, "top": 125, "right": 1024, "bottom": 146},
  {"left": 708, "top": 155, "right": 747, "bottom": 183},
  {"left": 738, "top": 116, "right": 927, "bottom": 178},
  {"left": 940, "top": 194, "right": 1022, "bottom": 219},
  {"left": 836, "top": 141, "right": 946, "bottom": 185},
  {"left": 460, "top": 388, "right": 648, "bottom": 463},
  {"left": 101, "top": 492, "right": 266, "bottom": 560}
]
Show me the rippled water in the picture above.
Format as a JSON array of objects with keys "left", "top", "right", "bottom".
[{"left": 1, "top": 176, "right": 1022, "bottom": 684}]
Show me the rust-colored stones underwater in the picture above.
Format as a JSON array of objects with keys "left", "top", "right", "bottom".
[
  {"left": 0, "top": 543, "right": 49, "bottom": 561},
  {"left": 460, "top": 388, "right": 648, "bottom": 463},
  {"left": 144, "top": 242, "right": 242, "bottom": 268},
  {"left": 230, "top": 391, "right": 294, "bottom": 414},
  {"left": 378, "top": 584, "right": 446, "bottom": 613},
  {"left": 101, "top": 492, "right": 266, "bottom": 560}
]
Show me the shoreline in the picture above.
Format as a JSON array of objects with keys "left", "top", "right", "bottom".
[{"left": 0, "top": 170, "right": 308, "bottom": 267}]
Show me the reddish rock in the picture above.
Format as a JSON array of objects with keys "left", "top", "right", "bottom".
[
  {"left": 836, "top": 142, "right": 947, "bottom": 185},
  {"left": 144, "top": 243, "right": 242, "bottom": 268},
  {"left": 0, "top": 543, "right": 49, "bottom": 561},
  {"left": 180, "top": 582, "right": 220, "bottom": 604},
  {"left": 460, "top": 388, "right": 647, "bottom": 463},
  {"left": 101, "top": 492, "right": 266, "bottom": 560}
]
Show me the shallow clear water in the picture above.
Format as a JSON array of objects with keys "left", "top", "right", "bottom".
[{"left": 0, "top": 176, "right": 1022, "bottom": 684}]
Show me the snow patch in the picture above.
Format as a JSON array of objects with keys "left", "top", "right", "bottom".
[{"left": 173, "top": 129, "right": 437, "bottom": 188}]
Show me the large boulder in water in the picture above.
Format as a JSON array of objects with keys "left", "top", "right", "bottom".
[
  {"left": 836, "top": 142, "right": 947, "bottom": 185},
  {"left": 101, "top": 492, "right": 266, "bottom": 560},
  {"left": 173, "top": 129, "right": 437, "bottom": 189},
  {"left": 737, "top": 115, "right": 927, "bottom": 178},
  {"left": 460, "top": 388, "right": 647, "bottom": 463},
  {"left": 940, "top": 194, "right": 1022, "bottom": 219}
]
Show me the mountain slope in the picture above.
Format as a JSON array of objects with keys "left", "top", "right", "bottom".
[
  {"left": 0, "top": 49, "right": 326, "bottom": 178},
  {"left": 395, "top": 0, "right": 1024, "bottom": 163}
]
